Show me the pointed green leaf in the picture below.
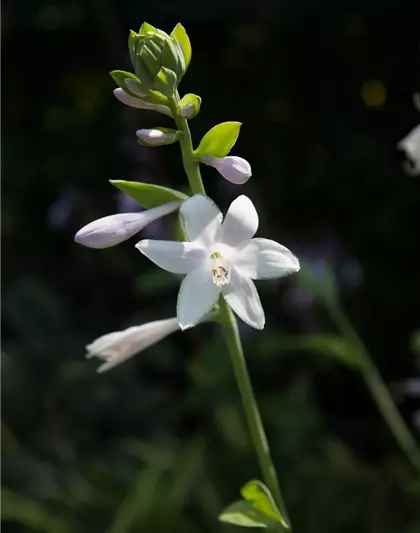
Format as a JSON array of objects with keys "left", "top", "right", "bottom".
[
  {"left": 110, "top": 71, "right": 142, "bottom": 93},
  {"left": 194, "top": 122, "right": 242, "bottom": 158},
  {"left": 110, "top": 180, "right": 188, "bottom": 209},
  {"left": 219, "top": 480, "right": 288, "bottom": 529},
  {"left": 219, "top": 500, "right": 275, "bottom": 528},
  {"left": 139, "top": 22, "right": 156, "bottom": 35},
  {"left": 171, "top": 23, "right": 192, "bottom": 68},
  {"left": 241, "top": 480, "right": 287, "bottom": 527}
]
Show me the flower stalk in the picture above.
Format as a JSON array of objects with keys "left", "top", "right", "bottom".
[{"left": 170, "top": 92, "right": 292, "bottom": 526}]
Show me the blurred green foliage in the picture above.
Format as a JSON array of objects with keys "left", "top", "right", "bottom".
[{"left": 2, "top": 0, "right": 420, "bottom": 532}]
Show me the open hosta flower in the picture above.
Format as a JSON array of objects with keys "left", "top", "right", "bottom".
[
  {"left": 136, "top": 195, "right": 300, "bottom": 330},
  {"left": 75, "top": 202, "right": 180, "bottom": 249},
  {"left": 398, "top": 124, "right": 420, "bottom": 176},
  {"left": 113, "top": 88, "right": 173, "bottom": 117},
  {"left": 201, "top": 155, "right": 252, "bottom": 184},
  {"left": 87, "top": 318, "right": 179, "bottom": 372}
]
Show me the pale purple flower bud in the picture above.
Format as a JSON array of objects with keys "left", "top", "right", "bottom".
[
  {"left": 179, "top": 102, "right": 196, "bottom": 118},
  {"left": 113, "top": 88, "right": 173, "bottom": 117},
  {"left": 74, "top": 202, "right": 180, "bottom": 249},
  {"left": 398, "top": 125, "right": 420, "bottom": 176},
  {"left": 201, "top": 155, "right": 252, "bottom": 184},
  {"left": 86, "top": 317, "right": 180, "bottom": 372}
]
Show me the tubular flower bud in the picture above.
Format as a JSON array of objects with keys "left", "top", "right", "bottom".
[{"left": 201, "top": 155, "right": 252, "bottom": 184}]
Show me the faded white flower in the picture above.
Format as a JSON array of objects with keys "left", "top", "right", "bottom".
[{"left": 87, "top": 318, "right": 179, "bottom": 372}]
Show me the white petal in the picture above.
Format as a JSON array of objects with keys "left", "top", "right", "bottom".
[
  {"left": 221, "top": 195, "right": 258, "bottom": 248},
  {"left": 75, "top": 202, "right": 180, "bottom": 249},
  {"left": 398, "top": 125, "right": 420, "bottom": 176},
  {"left": 202, "top": 155, "right": 252, "bottom": 184},
  {"left": 222, "top": 269, "right": 265, "bottom": 330},
  {"left": 180, "top": 195, "right": 222, "bottom": 247},
  {"left": 177, "top": 267, "right": 221, "bottom": 330},
  {"left": 113, "top": 88, "right": 173, "bottom": 117},
  {"left": 86, "top": 318, "right": 179, "bottom": 372},
  {"left": 136, "top": 239, "right": 205, "bottom": 274},
  {"left": 235, "top": 238, "right": 300, "bottom": 279}
]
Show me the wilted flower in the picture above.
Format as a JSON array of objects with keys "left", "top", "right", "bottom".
[
  {"left": 86, "top": 317, "right": 180, "bottom": 372},
  {"left": 74, "top": 202, "right": 180, "bottom": 249},
  {"left": 201, "top": 155, "right": 252, "bottom": 184},
  {"left": 398, "top": 125, "right": 420, "bottom": 176},
  {"left": 136, "top": 194, "right": 299, "bottom": 330}
]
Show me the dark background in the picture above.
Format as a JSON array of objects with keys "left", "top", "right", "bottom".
[{"left": 2, "top": 1, "right": 420, "bottom": 532}]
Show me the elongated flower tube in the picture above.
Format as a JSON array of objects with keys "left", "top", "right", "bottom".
[
  {"left": 113, "top": 88, "right": 173, "bottom": 117},
  {"left": 87, "top": 317, "right": 180, "bottom": 372},
  {"left": 398, "top": 125, "right": 420, "bottom": 176},
  {"left": 201, "top": 155, "right": 252, "bottom": 184},
  {"left": 75, "top": 202, "right": 180, "bottom": 249},
  {"left": 136, "top": 194, "right": 300, "bottom": 330}
]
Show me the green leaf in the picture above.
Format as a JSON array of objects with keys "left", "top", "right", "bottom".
[
  {"left": 171, "top": 23, "right": 192, "bottom": 68},
  {"left": 178, "top": 93, "right": 202, "bottom": 119},
  {"left": 281, "top": 334, "right": 360, "bottom": 367},
  {"left": 110, "top": 180, "right": 188, "bottom": 209},
  {"left": 138, "top": 22, "right": 156, "bottom": 35},
  {"left": 110, "top": 70, "right": 142, "bottom": 93},
  {"left": 194, "top": 122, "right": 242, "bottom": 158},
  {"left": 219, "top": 500, "right": 275, "bottom": 528},
  {"left": 219, "top": 480, "right": 288, "bottom": 529}
]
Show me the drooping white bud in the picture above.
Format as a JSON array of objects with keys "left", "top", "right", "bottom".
[
  {"left": 201, "top": 155, "right": 252, "bottom": 184},
  {"left": 136, "top": 128, "right": 177, "bottom": 147},
  {"left": 74, "top": 202, "right": 180, "bottom": 249},
  {"left": 113, "top": 88, "right": 173, "bottom": 117},
  {"left": 86, "top": 318, "right": 180, "bottom": 372},
  {"left": 398, "top": 125, "right": 420, "bottom": 176}
]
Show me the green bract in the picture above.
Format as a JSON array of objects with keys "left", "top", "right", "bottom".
[
  {"left": 194, "top": 121, "right": 242, "bottom": 158},
  {"left": 125, "top": 22, "right": 190, "bottom": 97},
  {"left": 178, "top": 93, "right": 202, "bottom": 119},
  {"left": 110, "top": 180, "right": 188, "bottom": 209},
  {"left": 219, "top": 480, "right": 288, "bottom": 529}
]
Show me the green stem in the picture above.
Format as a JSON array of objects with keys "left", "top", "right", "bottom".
[
  {"left": 219, "top": 297, "right": 291, "bottom": 528},
  {"left": 329, "top": 302, "right": 420, "bottom": 472},
  {"left": 168, "top": 96, "right": 205, "bottom": 195},
  {"left": 171, "top": 92, "right": 291, "bottom": 526}
]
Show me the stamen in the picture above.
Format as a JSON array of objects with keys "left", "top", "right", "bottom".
[{"left": 210, "top": 252, "right": 231, "bottom": 287}]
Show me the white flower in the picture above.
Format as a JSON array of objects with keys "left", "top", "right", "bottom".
[
  {"left": 136, "top": 195, "right": 300, "bottom": 330},
  {"left": 75, "top": 202, "right": 180, "bottom": 249},
  {"left": 86, "top": 318, "right": 179, "bottom": 372},
  {"left": 113, "top": 88, "right": 173, "bottom": 117},
  {"left": 398, "top": 125, "right": 420, "bottom": 176},
  {"left": 201, "top": 155, "right": 252, "bottom": 184},
  {"left": 136, "top": 128, "right": 176, "bottom": 146}
]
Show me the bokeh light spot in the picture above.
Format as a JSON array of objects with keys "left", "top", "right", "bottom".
[{"left": 360, "top": 79, "right": 386, "bottom": 109}]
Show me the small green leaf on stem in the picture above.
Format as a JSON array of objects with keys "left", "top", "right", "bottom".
[
  {"left": 219, "top": 480, "right": 288, "bottom": 529},
  {"left": 110, "top": 180, "right": 188, "bottom": 209},
  {"left": 194, "top": 122, "right": 242, "bottom": 158}
]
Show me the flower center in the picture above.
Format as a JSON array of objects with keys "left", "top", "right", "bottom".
[{"left": 210, "top": 252, "right": 231, "bottom": 287}]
